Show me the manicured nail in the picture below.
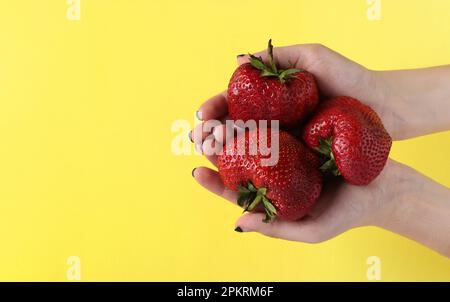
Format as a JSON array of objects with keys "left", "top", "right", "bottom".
[
  {"left": 188, "top": 131, "right": 193, "bottom": 143},
  {"left": 196, "top": 110, "right": 203, "bottom": 121},
  {"left": 234, "top": 226, "right": 243, "bottom": 233},
  {"left": 236, "top": 54, "right": 245, "bottom": 58},
  {"left": 191, "top": 168, "right": 197, "bottom": 178}
]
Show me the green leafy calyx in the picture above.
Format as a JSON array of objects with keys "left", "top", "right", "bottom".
[
  {"left": 237, "top": 182, "right": 277, "bottom": 223},
  {"left": 249, "top": 39, "right": 303, "bottom": 84},
  {"left": 316, "top": 137, "right": 341, "bottom": 176}
]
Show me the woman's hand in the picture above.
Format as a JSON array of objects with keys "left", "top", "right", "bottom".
[
  {"left": 193, "top": 43, "right": 393, "bottom": 161},
  {"left": 194, "top": 159, "right": 398, "bottom": 243},
  {"left": 194, "top": 158, "right": 450, "bottom": 257},
  {"left": 192, "top": 43, "right": 450, "bottom": 257}
]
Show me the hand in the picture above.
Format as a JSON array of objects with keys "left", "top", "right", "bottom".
[
  {"left": 195, "top": 156, "right": 450, "bottom": 257},
  {"left": 194, "top": 159, "right": 401, "bottom": 243},
  {"left": 193, "top": 43, "right": 394, "bottom": 240},
  {"left": 192, "top": 43, "right": 450, "bottom": 256},
  {"left": 234, "top": 44, "right": 398, "bottom": 138},
  {"left": 192, "top": 43, "right": 392, "bottom": 160}
]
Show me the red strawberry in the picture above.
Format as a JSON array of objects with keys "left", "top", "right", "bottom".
[
  {"left": 227, "top": 40, "right": 319, "bottom": 127},
  {"left": 218, "top": 128, "right": 323, "bottom": 222},
  {"left": 302, "top": 96, "right": 392, "bottom": 185}
]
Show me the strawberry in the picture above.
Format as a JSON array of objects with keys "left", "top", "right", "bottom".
[
  {"left": 302, "top": 96, "right": 392, "bottom": 185},
  {"left": 227, "top": 40, "right": 319, "bottom": 127},
  {"left": 218, "top": 128, "right": 323, "bottom": 222}
]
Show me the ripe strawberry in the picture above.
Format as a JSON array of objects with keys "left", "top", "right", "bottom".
[
  {"left": 227, "top": 40, "right": 319, "bottom": 127},
  {"left": 218, "top": 128, "right": 323, "bottom": 222},
  {"left": 302, "top": 96, "right": 392, "bottom": 185}
]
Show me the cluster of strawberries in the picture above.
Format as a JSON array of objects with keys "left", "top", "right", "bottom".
[{"left": 218, "top": 41, "right": 392, "bottom": 223}]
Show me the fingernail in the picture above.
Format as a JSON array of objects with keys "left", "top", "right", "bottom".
[
  {"left": 191, "top": 168, "right": 197, "bottom": 178},
  {"left": 188, "top": 131, "right": 193, "bottom": 143},
  {"left": 234, "top": 226, "right": 243, "bottom": 233},
  {"left": 237, "top": 54, "right": 245, "bottom": 58},
  {"left": 196, "top": 110, "right": 203, "bottom": 121}
]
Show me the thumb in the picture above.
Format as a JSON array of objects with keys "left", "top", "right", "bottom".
[{"left": 236, "top": 43, "right": 322, "bottom": 70}]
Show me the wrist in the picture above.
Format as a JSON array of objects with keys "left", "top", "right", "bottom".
[
  {"left": 366, "top": 160, "right": 410, "bottom": 229},
  {"left": 372, "top": 161, "right": 450, "bottom": 257},
  {"left": 370, "top": 70, "right": 407, "bottom": 139},
  {"left": 372, "top": 168, "right": 415, "bottom": 230},
  {"left": 371, "top": 70, "right": 398, "bottom": 104}
]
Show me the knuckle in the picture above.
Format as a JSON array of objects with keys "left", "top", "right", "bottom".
[
  {"left": 262, "top": 223, "right": 281, "bottom": 238},
  {"left": 298, "top": 43, "right": 329, "bottom": 70},
  {"left": 307, "top": 43, "right": 326, "bottom": 56}
]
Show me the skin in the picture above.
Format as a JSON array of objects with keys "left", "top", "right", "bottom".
[{"left": 191, "top": 44, "right": 450, "bottom": 258}]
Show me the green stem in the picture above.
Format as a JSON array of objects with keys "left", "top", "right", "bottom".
[{"left": 267, "top": 39, "right": 277, "bottom": 73}]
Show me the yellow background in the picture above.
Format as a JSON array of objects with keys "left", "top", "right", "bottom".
[{"left": 0, "top": 0, "right": 449, "bottom": 281}]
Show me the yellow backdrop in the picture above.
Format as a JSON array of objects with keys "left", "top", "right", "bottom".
[{"left": 0, "top": 0, "right": 449, "bottom": 281}]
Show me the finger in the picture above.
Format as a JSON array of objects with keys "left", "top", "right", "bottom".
[
  {"left": 212, "top": 124, "right": 226, "bottom": 145},
  {"left": 237, "top": 43, "right": 323, "bottom": 71},
  {"left": 192, "top": 124, "right": 224, "bottom": 167},
  {"left": 201, "top": 137, "right": 221, "bottom": 166},
  {"left": 193, "top": 167, "right": 238, "bottom": 203},
  {"left": 211, "top": 122, "right": 244, "bottom": 145},
  {"left": 191, "top": 120, "right": 221, "bottom": 145},
  {"left": 235, "top": 210, "right": 350, "bottom": 243},
  {"left": 193, "top": 119, "right": 241, "bottom": 149},
  {"left": 234, "top": 213, "right": 322, "bottom": 242},
  {"left": 191, "top": 118, "right": 225, "bottom": 158},
  {"left": 198, "top": 91, "right": 228, "bottom": 121}
]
